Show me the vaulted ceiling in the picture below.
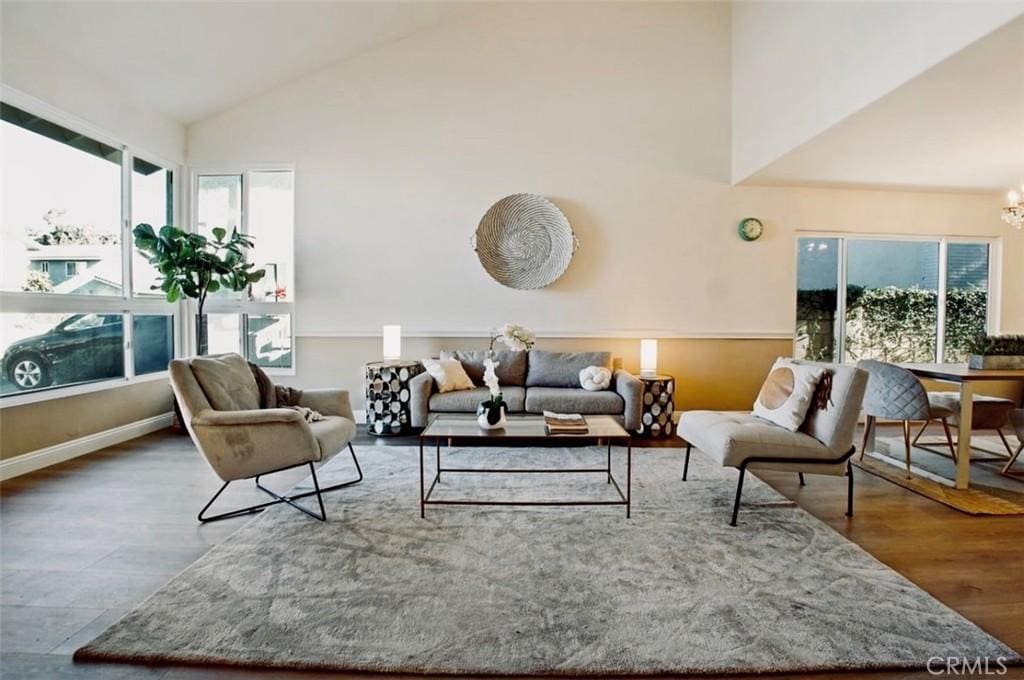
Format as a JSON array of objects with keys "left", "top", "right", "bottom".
[
  {"left": 746, "top": 15, "right": 1024, "bottom": 192},
  {"left": 1, "top": 1, "right": 477, "bottom": 123}
]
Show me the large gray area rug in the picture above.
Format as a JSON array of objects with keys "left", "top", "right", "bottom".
[{"left": 75, "top": 446, "right": 1019, "bottom": 675}]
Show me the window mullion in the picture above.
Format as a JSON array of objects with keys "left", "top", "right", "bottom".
[
  {"left": 936, "top": 239, "right": 948, "bottom": 363},
  {"left": 836, "top": 238, "right": 848, "bottom": 363}
]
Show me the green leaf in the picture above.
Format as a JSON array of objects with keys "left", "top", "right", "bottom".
[
  {"left": 211, "top": 227, "right": 226, "bottom": 242},
  {"left": 206, "top": 279, "right": 221, "bottom": 293}
]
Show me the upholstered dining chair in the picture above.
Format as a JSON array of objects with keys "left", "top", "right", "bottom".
[
  {"left": 169, "top": 353, "right": 363, "bottom": 523},
  {"left": 678, "top": 360, "right": 867, "bottom": 526},
  {"left": 856, "top": 359, "right": 956, "bottom": 478},
  {"left": 1006, "top": 409, "right": 1023, "bottom": 476}
]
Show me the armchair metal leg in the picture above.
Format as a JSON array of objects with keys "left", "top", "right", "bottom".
[
  {"left": 682, "top": 444, "right": 691, "bottom": 481},
  {"left": 730, "top": 467, "right": 746, "bottom": 527},
  {"left": 256, "top": 463, "right": 328, "bottom": 521},
  {"left": 198, "top": 444, "right": 364, "bottom": 523},
  {"left": 798, "top": 472, "right": 806, "bottom": 486}
]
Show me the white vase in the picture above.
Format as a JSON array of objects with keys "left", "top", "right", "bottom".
[{"left": 477, "top": 404, "right": 507, "bottom": 430}]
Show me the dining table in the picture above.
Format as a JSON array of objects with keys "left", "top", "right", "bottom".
[{"left": 897, "top": 363, "right": 1024, "bottom": 489}]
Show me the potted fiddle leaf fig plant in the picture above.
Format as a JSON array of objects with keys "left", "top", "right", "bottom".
[
  {"left": 133, "top": 223, "right": 265, "bottom": 354},
  {"left": 966, "top": 334, "right": 1024, "bottom": 369}
]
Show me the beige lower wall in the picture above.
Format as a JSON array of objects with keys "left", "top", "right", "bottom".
[
  {"left": 0, "top": 379, "right": 173, "bottom": 460},
  {"left": 292, "top": 336, "right": 1022, "bottom": 415}
]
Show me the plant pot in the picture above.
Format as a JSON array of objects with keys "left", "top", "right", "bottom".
[
  {"left": 195, "top": 314, "right": 209, "bottom": 355},
  {"left": 968, "top": 354, "right": 1024, "bottom": 370},
  {"left": 477, "top": 403, "right": 507, "bottom": 430}
]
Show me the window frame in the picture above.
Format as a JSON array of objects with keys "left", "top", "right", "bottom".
[
  {"left": 794, "top": 230, "right": 1002, "bottom": 364},
  {"left": 188, "top": 165, "right": 296, "bottom": 375},
  {"left": 0, "top": 88, "right": 184, "bottom": 408}
]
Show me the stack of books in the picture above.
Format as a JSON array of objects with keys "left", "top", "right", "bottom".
[{"left": 544, "top": 411, "right": 588, "bottom": 434}]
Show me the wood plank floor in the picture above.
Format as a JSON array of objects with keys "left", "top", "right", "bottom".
[{"left": 1, "top": 425, "right": 1022, "bottom": 680}]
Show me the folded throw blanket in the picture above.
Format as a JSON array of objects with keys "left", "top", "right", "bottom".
[{"left": 248, "top": 362, "right": 324, "bottom": 422}]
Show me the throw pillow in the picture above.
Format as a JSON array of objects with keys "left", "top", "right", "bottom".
[
  {"left": 190, "top": 353, "right": 261, "bottom": 411},
  {"left": 422, "top": 358, "right": 475, "bottom": 393},
  {"left": 439, "top": 350, "right": 528, "bottom": 386},
  {"left": 752, "top": 357, "right": 825, "bottom": 432},
  {"left": 579, "top": 366, "right": 612, "bottom": 391}
]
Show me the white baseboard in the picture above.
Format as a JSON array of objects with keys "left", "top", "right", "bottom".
[{"left": 0, "top": 412, "right": 174, "bottom": 481}]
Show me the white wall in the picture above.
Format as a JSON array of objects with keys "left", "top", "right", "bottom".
[
  {"left": 1, "top": 23, "right": 185, "bottom": 163},
  {"left": 731, "top": 0, "right": 1023, "bottom": 184},
  {"left": 188, "top": 2, "right": 1024, "bottom": 349}
]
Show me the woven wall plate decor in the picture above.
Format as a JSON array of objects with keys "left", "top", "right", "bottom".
[{"left": 473, "top": 193, "right": 579, "bottom": 289}]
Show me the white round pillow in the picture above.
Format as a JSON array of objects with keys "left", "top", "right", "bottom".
[{"left": 579, "top": 366, "right": 612, "bottom": 391}]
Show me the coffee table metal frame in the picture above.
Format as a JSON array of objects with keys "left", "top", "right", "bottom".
[{"left": 418, "top": 415, "right": 632, "bottom": 518}]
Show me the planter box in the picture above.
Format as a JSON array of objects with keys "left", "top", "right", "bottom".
[{"left": 968, "top": 354, "right": 1024, "bottom": 370}]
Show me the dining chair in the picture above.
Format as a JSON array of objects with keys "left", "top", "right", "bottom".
[
  {"left": 856, "top": 360, "right": 956, "bottom": 478},
  {"left": 1006, "top": 409, "right": 1023, "bottom": 476}
]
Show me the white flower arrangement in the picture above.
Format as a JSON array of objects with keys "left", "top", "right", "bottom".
[
  {"left": 482, "top": 358, "right": 501, "bottom": 398},
  {"left": 490, "top": 323, "right": 536, "bottom": 353},
  {"left": 479, "top": 323, "right": 534, "bottom": 409}
]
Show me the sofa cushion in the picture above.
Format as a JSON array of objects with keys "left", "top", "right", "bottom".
[
  {"left": 526, "top": 350, "right": 612, "bottom": 388},
  {"left": 440, "top": 350, "right": 528, "bottom": 386},
  {"left": 190, "top": 353, "right": 260, "bottom": 411},
  {"left": 678, "top": 410, "right": 835, "bottom": 469},
  {"left": 928, "top": 392, "right": 1015, "bottom": 429},
  {"left": 308, "top": 416, "right": 356, "bottom": 461},
  {"left": 430, "top": 386, "right": 526, "bottom": 413},
  {"left": 525, "top": 387, "right": 624, "bottom": 415}
]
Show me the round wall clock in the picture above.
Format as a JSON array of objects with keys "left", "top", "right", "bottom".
[{"left": 738, "top": 217, "right": 764, "bottom": 241}]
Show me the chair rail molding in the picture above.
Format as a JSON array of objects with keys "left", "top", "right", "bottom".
[{"left": 297, "top": 329, "right": 795, "bottom": 340}]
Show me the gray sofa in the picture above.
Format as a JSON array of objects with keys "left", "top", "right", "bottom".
[{"left": 409, "top": 349, "right": 643, "bottom": 430}]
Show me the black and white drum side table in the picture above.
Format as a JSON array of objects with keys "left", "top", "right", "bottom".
[
  {"left": 638, "top": 374, "right": 675, "bottom": 438},
  {"left": 365, "top": 361, "right": 423, "bottom": 436}
]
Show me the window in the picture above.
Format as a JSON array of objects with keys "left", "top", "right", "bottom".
[
  {"left": 194, "top": 169, "right": 294, "bottom": 370},
  {"left": 795, "top": 235, "right": 994, "bottom": 364},
  {"left": 0, "top": 100, "right": 179, "bottom": 401}
]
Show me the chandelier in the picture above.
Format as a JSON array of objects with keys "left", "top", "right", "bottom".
[{"left": 1003, "top": 184, "right": 1023, "bottom": 229}]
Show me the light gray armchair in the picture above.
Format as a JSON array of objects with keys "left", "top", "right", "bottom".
[
  {"left": 677, "top": 361, "right": 867, "bottom": 526},
  {"left": 169, "top": 353, "right": 362, "bottom": 523},
  {"left": 856, "top": 359, "right": 956, "bottom": 478}
]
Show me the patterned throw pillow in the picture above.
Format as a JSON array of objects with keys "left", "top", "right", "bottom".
[
  {"left": 752, "top": 358, "right": 825, "bottom": 431},
  {"left": 422, "top": 358, "right": 475, "bottom": 393}
]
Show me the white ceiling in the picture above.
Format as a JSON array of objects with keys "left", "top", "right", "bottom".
[
  {"left": 745, "top": 15, "right": 1024, "bottom": 192},
  {"left": 1, "top": 1, "right": 476, "bottom": 124}
]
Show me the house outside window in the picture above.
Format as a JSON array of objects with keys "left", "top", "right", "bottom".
[
  {"left": 0, "top": 99, "right": 179, "bottom": 401},
  {"left": 193, "top": 169, "right": 295, "bottom": 370}
]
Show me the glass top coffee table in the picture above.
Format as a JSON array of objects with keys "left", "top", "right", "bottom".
[{"left": 418, "top": 414, "right": 632, "bottom": 518}]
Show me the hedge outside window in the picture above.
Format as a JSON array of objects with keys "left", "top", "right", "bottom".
[{"left": 795, "top": 236, "right": 992, "bottom": 364}]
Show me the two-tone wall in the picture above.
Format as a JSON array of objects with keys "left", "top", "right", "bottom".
[
  {"left": 3, "top": 2, "right": 1022, "bottom": 463},
  {"left": 187, "top": 2, "right": 1024, "bottom": 411}
]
